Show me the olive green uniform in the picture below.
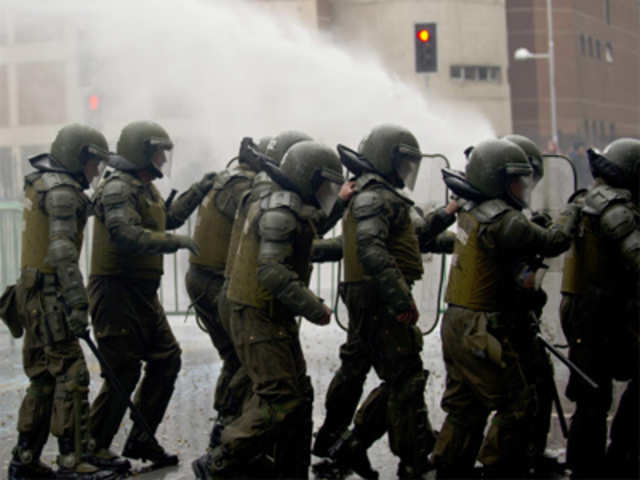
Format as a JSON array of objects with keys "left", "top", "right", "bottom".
[
  {"left": 13, "top": 171, "right": 93, "bottom": 463},
  {"left": 560, "top": 183, "right": 640, "bottom": 478},
  {"left": 89, "top": 169, "right": 209, "bottom": 451},
  {"left": 185, "top": 165, "right": 254, "bottom": 419},
  {"left": 432, "top": 198, "right": 577, "bottom": 477},
  {"left": 204, "top": 185, "right": 338, "bottom": 479},
  {"left": 331, "top": 173, "right": 435, "bottom": 477},
  {"left": 313, "top": 195, "right": 456, "bottom": 462}
]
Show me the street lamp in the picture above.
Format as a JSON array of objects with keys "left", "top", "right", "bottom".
[{"left": 513, "top": 0, "right": 557, "bottom": 146}]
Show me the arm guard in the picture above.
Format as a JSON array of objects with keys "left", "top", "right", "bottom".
[
  {"left": 311, "top": 236, "right": 343, "bottom": 262},
  {"left": 490, "top": 208, "right": 576, "bottom": 258},
  {"left": 353, "top": 191, "right": 413, "bottom": 316},
  {"left": 44, "top": 187, "right": 88, "bottom": 309},
  {"left": 601, "top": 203, "right": 640, "bottom": 273},
  {"left": 415, "top": 206, "right": 456, "bottom": 252},
  {"left": 102, "top": 179, "right": 184, "bottom": 255},
  {"left": 256, "top": 209, "right": 327, "bottom": 322},
  {"left": 166, "top": 181, "right": 211, "bottom": 229}
]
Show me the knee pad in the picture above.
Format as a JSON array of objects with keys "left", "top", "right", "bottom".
[{"left": 27, "top": 375, "right": 55, "bottom": 400}]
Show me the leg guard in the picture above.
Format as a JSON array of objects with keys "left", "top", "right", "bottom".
[
  {"left": 388, "top": 369, "right": 435, "bottom": 477},
  {"left": 16, "top": 374, "right": 55, "bottom": 460}
]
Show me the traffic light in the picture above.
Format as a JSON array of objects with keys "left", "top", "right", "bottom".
[
  {"left": 415, "top": 23, "right": 437, "bottom": 73},
  {"left": 84, "top": 92, "right": 103, "bottom": 128}
]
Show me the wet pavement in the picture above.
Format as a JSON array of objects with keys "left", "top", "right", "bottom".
[{"left": 0, "top": 313, "right": 622, "bottom": 479}]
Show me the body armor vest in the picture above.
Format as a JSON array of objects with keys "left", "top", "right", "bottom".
[
  {"left": 91, "top": 172, "right": 166, "bottom": 278},
  {"left": 227, "top": 193, "right": 314, "bottom": 313},
  {"left": 445, "top": 209, "right": 507, "bottom": 311},
  {"left": 190, "top": 169, "right": 254, "bottom": 270},
  {"left": 21, "top": 173, "right": 87, "bottom": 274},
  {"left": 342, "top": 185, "right": 423, "bottom": 284}
]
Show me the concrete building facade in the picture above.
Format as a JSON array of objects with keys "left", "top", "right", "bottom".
[
  {"left": 507, "top": 0, "right": 640, "bottom": 151},
  {"left": 317, "top": 0, "right": 514, "bottom": 137}
]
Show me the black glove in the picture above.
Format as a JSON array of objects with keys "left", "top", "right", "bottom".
[
  {"left": 531, "top": 210, "right": 552, "bottom": 228},
  {"left": 173, "top": 234, "right": 200, "bottom": 256},
  {"left": 67, "top": 307, "right": 89, "bottom": 337}
]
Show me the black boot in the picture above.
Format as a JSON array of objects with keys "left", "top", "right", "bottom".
[
  {"left": 209, "top": 421, "right": 225, "bottom": 450},
  {"left": 312, "top": 426, "right": 342, "bottom": 459},
  {"left": 329, "top": 430, "right": 379, "bottom": 479},
  {"left": 121, "top": 427, "right": 178, "bottom": 467},
  {"left": 56, "top": 437, "right": 119, "bottom": 480},
  {"left": 85, "top": 447, "right": 131, "bottom": 474},
  {"left": 8, "top": 434, "right": 54, "bottom": 480},
  {"left": 192, "top": 446, "right": 239, "bottom": 479}
]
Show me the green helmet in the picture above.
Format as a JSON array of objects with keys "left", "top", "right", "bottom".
[
  {"left": 115, "top": 121, "right": 173, "bottom": 178},
  {"left": 502, "top": 134, "right": 544, "bottom": 182},
  {"left": 358, "top": 124, "right": 422, "bottom": 190},
  {"left": 466, "top": 138, "right": 533, "bottom": 208},
  {"left": 589, "top": 138, "right": 640, "bottom": 198},
  {"left": 49, "top": 123, "right": 109, "bottom": 184},
  {"left": 278, "top": 141, "right": 344, "bottom": 214},
  {"left": 264, "top": 130, "right": 312, "bottom": 166}
]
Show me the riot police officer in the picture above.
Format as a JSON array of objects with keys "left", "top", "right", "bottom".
[
  {"left": 560, "top": 138, "right": 640, "bottom": 479},
  {"left": 8, "top": 124, "right": 118, "bottom": 480},
  {"left": 185, "top": 136, "right": 270, "bottom": 437},
  {"left": 192, "top": 140, "right": 345, "bottom": 479},
  {"left": 88, "top": 121, "right": 212, "bottom": 467},
  {"left": 319, "top": 125, "right": 437, "bottom": 479},
  {"left": 432, "top": 139, "right": 580, "bottom": 478}
]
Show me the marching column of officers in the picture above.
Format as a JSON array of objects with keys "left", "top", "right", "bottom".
[{"left": 0, "top": 119, "right": 638, "bottom": 480}]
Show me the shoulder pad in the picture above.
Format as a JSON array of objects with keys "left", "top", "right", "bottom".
[
  {"left": 258, "top": 208, "right": 297, "bottom": 241},
  {"left": 583, "top": 185, "right": 632, "bottom": 215},
  {"left": 600, "top": 203, "right": 638, "bottom": 240},
  {"left": 44, "top": 185, "right": 81, "bottom": 217},
  {"left": 260, "top": 190, "right": 302, "bottom": 216},
  {"left": 108, "top": 169, "right": 143, "bottom": 188},
  {"left": 352, "top": 190, "right": 385, "bottom": 220},
  {"left": 24, "top": 172, "right": 41, "bottom": 188},
  {"left": 37, "top": 172, "right": 82, "bottom": 193},
  {"left": 101, "top": 177, "right": 134, "bottom": 206},
  {"left": 472, "top": 199, "right": 512, "bottom": 224},
  {"left": 354, "top": 172, "right": 385, "bottom": 191}
]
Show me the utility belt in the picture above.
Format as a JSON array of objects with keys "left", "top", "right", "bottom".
[{"left": 20, "top": 267, "right": 71, "bottom": 345}]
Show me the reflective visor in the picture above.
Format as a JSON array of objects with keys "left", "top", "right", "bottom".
[
  {"left": 150, "top": 147, "right": 174, "bottom": 178},
  {"left": 396, "top": 156, "right": 420, "bottom": 191},
  {"left": 316, "top": 179, "right": 342, "bottom": 216},
  {"left": 510, "top": 174, "right": 534, "bottom": 208}
]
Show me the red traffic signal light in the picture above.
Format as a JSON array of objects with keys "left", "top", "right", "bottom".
[
  {"left": 417, "top": 29, "right": 431, "bottom": 43},
  {"left": 89, "top": 94, "right": 100, "bottom": 111}
]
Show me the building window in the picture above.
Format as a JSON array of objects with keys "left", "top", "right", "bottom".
[
  {"left": 464, "top": 66, "right": 476, "bottom": 80},
  {"left": 0, "top": 147, "right": 18, "bottom": 200},
  {"left": 610, "top": 122, "right": 616, "bottom": 140},
  {"left": 600, "top": 121, "right": 605, "bottom": 141},
  {"left": 595, "top": 39, "right": 601, "bottom": 59},
  {"left": 592, "top": 121, "right": 598, "bottom": 143},
  {"left": 588, "top": 37, "right": 594, "bottom": 57},
  {"left": 605, "top": 42, "right": 614, "bottom": 62},
  {"left": 605, "top": 0, "right": 611, "bottom": 25},
  {"left": 0, "top": 65, "right": 8, "bottom": 127},
  {"left": 580, "top": 34, "right": 586, "bottom": 55},
  {"left": 17, "top": 61, "right": 67, "bottom": 126},
  {"left": 450, "top": 65, "right": 501, "bottom": 83}
]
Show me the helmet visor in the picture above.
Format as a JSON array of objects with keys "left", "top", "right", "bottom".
[
  {"left": 150, "top": 147, "right": 173, "bottom": 178},
  {"left": 396, "top": 156, "right": 420, "bottom": 191},
  {"left": 82, "top": 144, "right": 110, "bottom": 189},
  {"left": 316, "top": 179, "right": 342, "bottom": 216},
  {"left": 509, "top": 174, "right": 534, "bottom": 208},
  {"left": 394, "top": 144, "right": 422, "bottom": 191}
]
